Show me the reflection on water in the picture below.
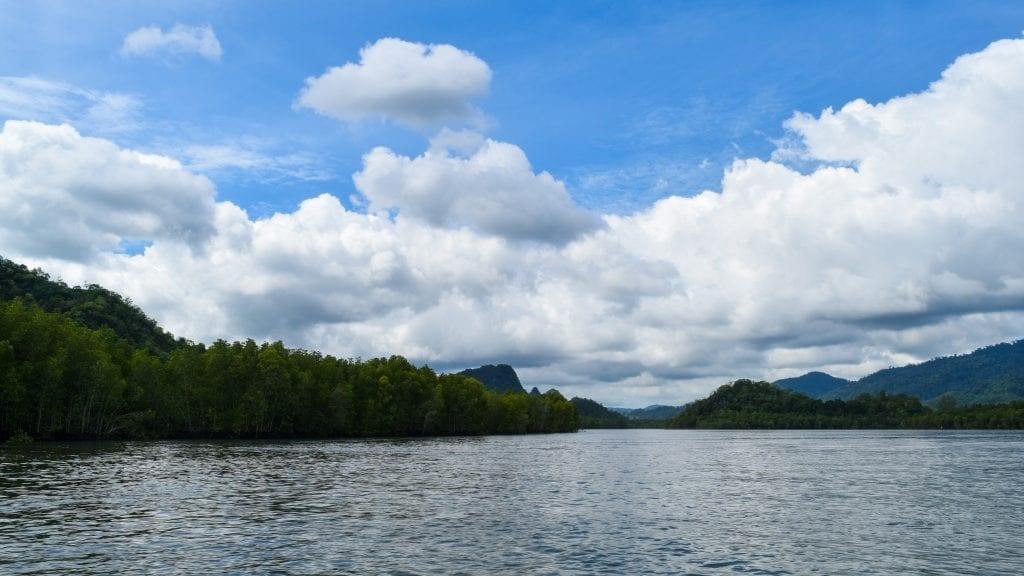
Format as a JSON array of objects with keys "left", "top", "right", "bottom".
[{"left": 2, "top": 430, "right": 1023, "bottom": 575}]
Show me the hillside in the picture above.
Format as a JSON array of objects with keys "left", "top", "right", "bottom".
[
  {"left": 457, "top": 364, "right": 527, "bottom": 394},
  {"left": 669, "top": 379, "right": 927, "bottom": 429},
  {"left": 774, "top": 372, "right": 850, "bottom": 398},
  {"left": 610, "top": 405, "right": 685, "bottom": 420},
  {"left": 669, "top": 379, "right": 1024, "bottom": 429},
  {"left": 0, "top": 256, "right": 180, "bottom": 355},
  {"left": 570, "top": 397, "right": 630, "bottom": 428},
  {"left": 821, "top": 341, "right": 1024, "bottom": 405}
]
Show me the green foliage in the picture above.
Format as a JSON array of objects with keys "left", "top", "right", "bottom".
[
  {"left": 823, "top": 341, "right": 1024, "bottom": 405},
  {"left": 670, "top": 379, "right": 1024, "bottom": 429},
  {"left": 773, "top": 371, "right": 850, "bottom": 398},
  {"left": 0, "top": 299, "right": 129, "bottom": 438},
  {"left": 936, "top": 392, "right": 958, "bottom": 412},
  {"left": 571, "top": 396, "right": 630, "bottom": 428},
  {"left": 671, "top": 379, "right": 929, "bottom": 428},
  {"left": 613, "top": 404, "right": 686, "bottom": 421},
  {"left": 903, "top": 401, "right": 1024, "bottom": 429},
  {"left": 5, "top": 428, "right": 33, "bottom": 444},
  {"left": 0, "top": 298, "right": 578, "bottom": 440},
  {"left": 0, "top": 256, "right": 180, "bottom": 355}
]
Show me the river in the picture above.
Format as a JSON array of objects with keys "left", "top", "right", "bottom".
[{"left": 2, "top": 429, "right": 1022, "bottom": 574}]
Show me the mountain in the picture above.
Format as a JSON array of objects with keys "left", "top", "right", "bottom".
[
  {"left": 610, "top": 405, "right": 686, "bottom": 420},
  {"left": 0, "top": 256, "right": 180, "bottom": 355},
  {"left": 666, "top": 379, "right": 1000, "bottom": 429},
  {"left": 821, "top": 341, "right": 1024, "bottom": 406},
  {"left": 774, "top": 372, "right": 850, "bottom": 398},
  {"left": 457, "top": 364, "right": 527, "bottom": 394},
  {"left": 571, "top": 397, "right": 630, "bottom": 428}
]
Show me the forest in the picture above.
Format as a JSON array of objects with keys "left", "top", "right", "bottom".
[
  {"left": 569, "top": 397, "right": 673, "bottom": 428},
  {"left": 0, "top": 256, "right": 180, "bottom": 355},
  {"left": 670, "top": 379, "right": 1024, "bottom": 429},
  {"left": 5, "top": 256, "right": 1024, "bottom": 439},
  {"left": 0, "top": 298, "right": 578, "bottom": 441},
  {"left": 820, "top": 340, "right": 1024, "bottom": 405}
]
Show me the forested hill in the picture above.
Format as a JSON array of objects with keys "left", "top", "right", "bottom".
[
  {"left": 773, "top": 372, "right": 849, "bottom": 398},
  {"left": 0, "top": 256, "right": 179, "bottom": 355},
  {"left": 570, "top": 397, "right": 629, "bottom": 428},
  {"left": 611, "top": 405, "right": 686, "bottom": 420},
  {"left": 457, "top": 364, "right": 526, "bottom": 394},
  {"left": 670, "top": 379, "right": 925, "bottom": 429},
  {"left": 0, "top": 299, "right": 579, "bottom": 441},
  {"left": 0, "top": 256, "right": 579, "bottom": 441},
  {"left": 669, "top": 379, "right": 1024, "bottom": 429},
  {"left": 820, "top": 341, "right": 1024, "bottom": 405}
]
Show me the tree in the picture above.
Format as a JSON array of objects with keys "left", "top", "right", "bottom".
[
  {"left": 936, "top": 393, "right": 958, "bottom": 412},
  {"left": 1, "top": 295, "right": 581, "bottom": 439}
]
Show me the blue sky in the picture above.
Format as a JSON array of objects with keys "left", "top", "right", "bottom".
[
  {"left": 7, "top": 1, "right": 1022, "bottom": 214},
  {"left": 2, "top": 1, "right": 1024, "bottom": 405}
]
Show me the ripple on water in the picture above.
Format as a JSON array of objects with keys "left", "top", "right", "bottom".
[{"left": 2, "top": 431, "right": 1024, "bottom": 575}]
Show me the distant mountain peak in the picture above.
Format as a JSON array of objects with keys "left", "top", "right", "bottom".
[
  {"left": 773, "top": 372, "right": 850, "bottom": 399},
  {"left": 609, "top": 404, "right": 686, "bottom": 420},
  {"left": 457, "top": 364, "right": 526, "bottom": 394},
  {"left": 821, "top": 340, "right": 1024, "bottom": 405}
]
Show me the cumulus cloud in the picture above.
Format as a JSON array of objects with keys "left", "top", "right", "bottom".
[
  {"left": 296, "top": 38, "right": 491, "bottom": 128},
  {"left": 3, "top": 38, "right": 1024, "bottom": 406},
  {"left": 354, "top": 130, "right": 599, "bottom": 243},
  {"left": 121, "top": 24, "right": 223, "bottom": 62},
  {"left": 0, "top": 120, "right": 217, "bottom": 261},
  {"left": 785, "top": 38, "right": 1024, "bottom": 192}
]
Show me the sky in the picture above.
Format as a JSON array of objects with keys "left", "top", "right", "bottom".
[{"left": 2, "top": 1, "right": 1024, "bottom": 407}]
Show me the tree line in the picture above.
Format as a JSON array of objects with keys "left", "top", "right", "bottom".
[
  {"left": 569, "top": 397, "right": 670, "bottom": 428},
  {"left": 0, "top": 299, "right": 578, "bottom": 441},
  {"left": 670, "top": 379, "right": 1024, "bottom": 429},
  {"left": 834, "top": 340, "right": 1024, "bottom": 405},
  {"left": 0, "top": 256, "right": 180, "bottom": 355}
]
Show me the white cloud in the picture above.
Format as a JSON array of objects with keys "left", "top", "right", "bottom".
[
  {"left": 0, "top": 76, "right": 142, "bottom": 134},
  {"left": 121, "top": 24, "right": 223, "bottom": 62},
  {"left": 180, "top": 142, "right": 334, "bottom": 183},
  {"left": 785, "top": 37, "right": 1024, "bottom": 193},
  {"left": 353, "top": 130, "right": 598, "bottom": 243},
  {"left": 0, "top": 120, "right": 216, "bottom": 261},
  {"left": 3, "top": 38, "right": 1024, "bottom": 407},
  {"left": 296, "top": 38, "right": 491, "bottom": 128}
]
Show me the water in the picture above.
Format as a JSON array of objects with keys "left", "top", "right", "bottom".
[{"left": 2, "top": 430, "right": 1023, "bottom": 575}]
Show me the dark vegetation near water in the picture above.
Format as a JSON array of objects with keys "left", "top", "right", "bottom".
[
  {"left": 612, "top": 404, "right": 686, "bottom": 420},
  {"left": 569, "top": 397, "right": 679, "bottom": 428},
  {"left": 0, "top": 257, "right": 578, "bottom": 441},
  {"left": 670, "top": 379, "right": 1024, "bottom": 429},
  {"left": 570, "top": 396, "right": 630, "bottom": 428},
  {"left": 570, "top": 336, "right": 1024, "bottom": 431},
  {"left": 4, "top": 255, "right": 1024, "bottom": 437}
]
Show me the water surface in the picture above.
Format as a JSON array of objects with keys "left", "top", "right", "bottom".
[{"left": 2, "top": 430, "right": 1022, "bottom": 574}]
